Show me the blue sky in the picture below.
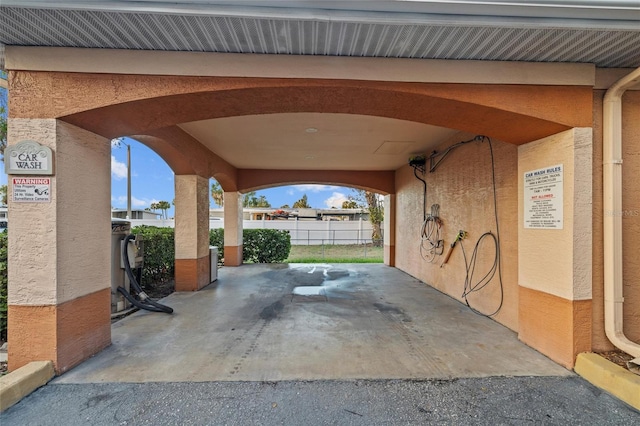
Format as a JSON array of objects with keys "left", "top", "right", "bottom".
[
  {"left": 111, "top": 138, "right": 357, "bottom": 217},
  {"left": 111, "top": 138, "right": 355, "bottom": 217}
]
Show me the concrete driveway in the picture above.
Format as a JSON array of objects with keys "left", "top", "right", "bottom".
[{"left": 55, "top": 263, "right": 569, "bottom": 384}]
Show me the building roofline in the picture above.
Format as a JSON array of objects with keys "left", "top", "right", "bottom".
[{"left": 2, "top": 1, "right": 639, "bottom": 28}]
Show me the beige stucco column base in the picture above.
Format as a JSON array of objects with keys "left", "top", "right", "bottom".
[
  {"left": 7, "top": 119, "right": 111, "bottom": 374},
  {"left": 518, "top": 128, "right": 593, "bottom": 369},
  {"left": 384, "top": 194, "right": 396, "bottom": 267},
  {"left": 174, "top": 175, "right": 211, "bottom": 291},
  {"left": 223, "top": 191, "right": 243, "bottom": 266}
]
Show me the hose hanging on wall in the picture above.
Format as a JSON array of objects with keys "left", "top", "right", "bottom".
[
  {"left": 427, "top": 135, "right": 504, "bottom": 317},
  {"left": 410, "top": 155, "right": 444, "bottom": 261},
  {"left": 457, "top": 137, "right": 504, "bottom": 317},
  {"left": 120, "top": 234, "right": 173, "bottom": 314},
  {"left": 420, "top": 204, "right": 444, "bottom": 263}
]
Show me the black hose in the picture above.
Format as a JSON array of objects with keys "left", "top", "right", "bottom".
[
  {"left": 117, "top": 286, "right": 171, "bottom": 313},
  {"left": 122, "top": 233, "right": 173, "bottom": 314}
]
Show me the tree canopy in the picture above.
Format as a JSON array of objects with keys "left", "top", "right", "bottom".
[
  {"left": 211, "top": 181, "right": 272, "bottom": 208},
  {"left": 341, "top": 197, "right": 360, "bottom": 209},
  {"left": 292, "top": 194, "right": 311, "bottom": 208},
  {"left": 150, "top": 200, "right": 171, "bottom": 219},
  {"left": 210, "top": 181, "right": 224, "bottom": 207},
  {"left": 243, "top": 192, "right": 271, "bottom": 208},
  {"left": 351, "top": 189, "right": 384, "bottom": 245}
]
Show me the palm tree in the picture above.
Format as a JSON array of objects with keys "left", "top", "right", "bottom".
[
  {"left": 211, "top": 181, "right": 224, "bottom": 207},
  {"left": 292, "top": 194, "right": 310, "bottom": 208},
  {"left": 156, "top": 200, "right": 171, "bottom": 219},
  {"left": 0, "top": 185, "right": 6, "bottom": 206},
  {"left": 244, "top": 192, "right": 271, "bottom": 208}
]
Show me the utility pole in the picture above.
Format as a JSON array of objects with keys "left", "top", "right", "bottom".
[{"left": 127, "top": 143, "right": 132, "bottom": 220}]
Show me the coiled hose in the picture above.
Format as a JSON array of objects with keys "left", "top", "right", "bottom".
[{"left": 120, "top": 233, "right": 173, "bottom": 314}]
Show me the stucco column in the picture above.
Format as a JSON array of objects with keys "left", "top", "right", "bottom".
[
  {"left": 174, "top": 175, "right": 211, "bottom": 291},
  {"left": 7, "top": 119, "right": 111, "bottom": 374},
  {"left": 517, "top": 128, "right": 593, "bottom": 368},
  {"left": 383, "top": 194, "right": 396, "bottom": 266},
  {"left": 223, "top": 191, "right": 243, "bottom": 266}
]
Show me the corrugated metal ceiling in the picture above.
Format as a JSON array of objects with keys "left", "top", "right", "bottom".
[{"left": 1, "top": 4, "right": 639, "bottom": 70}]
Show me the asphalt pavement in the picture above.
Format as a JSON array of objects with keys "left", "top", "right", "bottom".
[{"left": 2, "top": 377, "right": 638, "bottom": 425}]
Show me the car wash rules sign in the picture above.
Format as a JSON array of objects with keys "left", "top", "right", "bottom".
[{"left": 524, "top": 164, "right": 563, "bottom": 229}]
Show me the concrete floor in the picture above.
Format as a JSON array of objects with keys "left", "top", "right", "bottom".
[{"left": 55, "top": 264, "right": 570, "bottom": 384}]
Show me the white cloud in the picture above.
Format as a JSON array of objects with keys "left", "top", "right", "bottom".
[
  {"left": 324, "top": 192, "right": 349, "bottom": 208},
  {"left": 133, "top": 196, "right": 157, "bottom": 208},
  {"left": 111, "top": 155, "right": 128, "bottom": 180},
  {"left": 293, "top": 184, "right": 340, "bottom": 193},
  {"left": 112, "top": 195, "right": 159, "bottom": 208}
]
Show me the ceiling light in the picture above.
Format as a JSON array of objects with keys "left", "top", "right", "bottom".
[{"left": 305, "top": 127, "right": 318, "bottom": 133}]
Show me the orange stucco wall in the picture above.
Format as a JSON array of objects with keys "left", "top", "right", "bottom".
[
  {"left": 8, "top": 289, "right": 111, "bottom": 374},
  {"left": 591, "top": 90, "right": 640, "bottom": 351},
  {"left": 9, "top": 72, "right": 590, "bottom": 142},
  {"left": 519, "top": 287, "right": 592, "bottom": 368},
  {"left": 8, "top": 61, "right": 634, "bottom": 373},
  {"left": 395, "top": 133, "right": 519, "bottom": 330}
]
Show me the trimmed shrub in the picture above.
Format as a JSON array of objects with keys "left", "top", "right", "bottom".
[
  {"left": 243, "top": 229, "right": 291, "bottom": 263},
  {"left": 132, "top": 225, "right": 175, "bottom": 285},
  {"left": 209, "top": 228, "right": 291, "bottom": 264},
  {"left": 209, "top": 228, "right": 224, "bottom": 262}
]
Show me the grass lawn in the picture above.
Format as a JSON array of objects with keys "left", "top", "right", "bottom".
[{"left": 286, "top": 244, "right": 383, "bottom": 263}]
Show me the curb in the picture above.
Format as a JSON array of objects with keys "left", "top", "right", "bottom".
[
  {"left": 0, "top": 361, "right": 55, "bottom": 412},
  {"left": 574, "top": 352, "right": 640, "bottom": 411}
]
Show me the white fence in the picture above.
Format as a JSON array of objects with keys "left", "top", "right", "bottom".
[{"left": 126, "top": 218, "right": 377, "bottom": 245}]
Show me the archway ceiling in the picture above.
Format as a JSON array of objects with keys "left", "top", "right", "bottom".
[{"left": 179, "top": 113, "right": 458, "bottom": 171}]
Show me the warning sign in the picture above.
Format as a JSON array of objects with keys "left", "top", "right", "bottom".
[
  {"left": 12, "top": 177, "right": 51, "bottom": 203},
  {"left": 524, "top": 164, "right": 563, "bottom": 229}
]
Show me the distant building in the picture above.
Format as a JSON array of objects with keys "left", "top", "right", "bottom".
[
  {"left": 0, "top": 207, "right": 7, "bottom": 230},
  {"left": 111, "top": 209, "right": 163, "bottom": 220},
  {"left": 209, "top": 207, "right": 369, "bottom": 221}
]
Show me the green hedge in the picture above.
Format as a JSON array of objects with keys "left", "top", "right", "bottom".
[
  {"left": 210, "top": 228, "right": 291, "bottom": 264},
  {"left": 132, "top": 225, "right": 175, "bottom": 285},
  {"left": 209, "top": 228, "right": 224, "bottom": 261},
  {"left": 0, "top": 231, "right": 6, "bottom": 341},
  {"left": 130, "top": 226, "right": 291, "bottom": 284},
  {"left": 242, "top": 229, "right": 291, "bottom": 263}
]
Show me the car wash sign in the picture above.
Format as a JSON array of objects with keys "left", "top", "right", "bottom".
[
  {"left": 524, "top": 164, "right": 563, "bottom": 229},
  {"left": 12, "top": 177, "right": 51, "bottom": 203},
  {"left": 4, "top": 140, "right": 54, "bottom": 175}
]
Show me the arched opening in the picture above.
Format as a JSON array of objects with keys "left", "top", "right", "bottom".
[{"left": 6, "top": 69, "right": 595, "bottom": 375}]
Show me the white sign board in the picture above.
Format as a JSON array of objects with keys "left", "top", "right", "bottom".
[
  {"left": 524, "top": 164, "right": 563, "bottom": 229},
  {"left": 12, "top": 177, "right": 52, "bottom": 203},
  {"left": 4, "top": 140, "right": 54, "bottom": 175}
]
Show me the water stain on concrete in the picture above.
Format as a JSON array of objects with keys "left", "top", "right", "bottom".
[
  {"left": 260, "top": 300, "right": 284, "bottom": 321},
  {"left": 374, "top": 302, "right": 413, "bottom": 322}
]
